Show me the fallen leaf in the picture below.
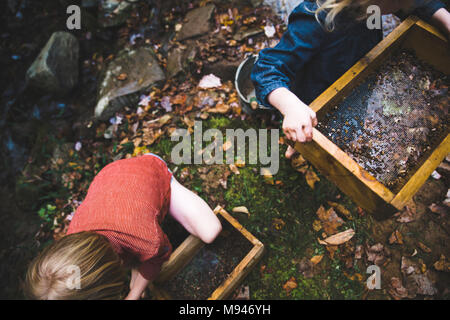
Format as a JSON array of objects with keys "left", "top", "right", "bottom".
[
  {"left": 232, "top": 206, "right": 251, "bottom": 217},
  {"left": 366, "top": 242, "right": 392, "bottom": 266},
  {"left": 401, "top": 256, "right": 419, "bottom": 276},
  {"left": 431, "top": 170, "right": 441, "bottom": 180},
  {"left": 172, "top": 94, "right": 187, "bottom": 105},
  {"left": 198, "top": 74, "right": 222, "bottom": 89},
  {"left": 291, "top": 154, "right": 307, "bottom": 171},
  {"left": 310, "top": 255, "right": 323, "bottom": 265},
  {"left": 282, "top": 277, "right": 297, "bottom": 294},
  {"left": 272, "top": 218, "right": 285, "bottom": 230},
  {"left": 433, "top": 255, "right": 450, "bottom": 272},
  {"left": 305, "top": 168, "right": 320, "bottom": 189},
  {"left": 389, "top": 277, "right": 409, "bottom": 300},
  {"left": 117, "top": 73, "right": 128, "bottom": 81},
  {"left": 327, "top": 201, "right": 352, "bottom": 219},
  {"left": 229, "top": 164, "right": 240, "bottom": 175},
  {"left": 261, "top": 168, "right": 274, "bottom": 185},
  {"left": 316, "top": 206, "right": 344, "bottom": 236},
  {"left": 206, "top": 101, "right": 230, "bottom": 114},
  {"left": 318, "top": 229, "right": 355, "bottom": 246},
  {"left": 428, "top": 203, "right": 447, "bottom": 215},
  {"left": 235, "top": 159, "right": 245, "bottom": 168},
  {"left": 354, "top": 245, "right": 363, "bottom": 260},
  {"left": 264, "top": 24, "right": 276, "bottom": 38},
  {"left": 417, "top": 242, "right": 431, "bottom": 253},
  {"left": 395, "top": 204, "right": 417, "bottom": 223},
  {"left": 160, "top": 96, "right": 173, "bottom": 112},
  {"left": 389, "top": 230, "right": 404, "bottom": 245},
  {"left": 312, "top": 219, "right": 322, "bottom": 232}
]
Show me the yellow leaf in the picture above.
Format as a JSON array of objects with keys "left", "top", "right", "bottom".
[
  {"left": 291, "top": 154, "right": 307, "bottom": 170},
  {"left": 133, "top": 146, "right": 150, "bottom": 157},
  {"left": 305, "top": 169, "right": 320, "bottom": 189},
  {"left": 312, "top": 220, "right": 322, "bottom": 232},
  {"left": 235, "top": 159, "right": 246, "bottom": 168}
]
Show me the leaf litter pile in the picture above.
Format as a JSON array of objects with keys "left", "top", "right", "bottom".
[{"left": 317, "top": 49, "right": 449, "bottom": 192}]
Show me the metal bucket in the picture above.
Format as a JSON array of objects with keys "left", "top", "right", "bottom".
[{"left": 235, "top": 55, "right": 272, "bottom": 114}]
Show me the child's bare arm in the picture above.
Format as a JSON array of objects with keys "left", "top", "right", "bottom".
[
  {"left": 268, "top": 87, "right": 318, "bottom": 143},
  {"left": 125, "top": 270, "right": 149, "bottom": 300},
  {"left": 431, "top": 8, "right": 450, "bottom": 39},
  {"left": 169, "top": 178, "right": 222, "bottom": 244}
]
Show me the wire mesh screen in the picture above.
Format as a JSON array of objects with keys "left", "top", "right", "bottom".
[{"left": 317, "top": 50, "right": 449, "bottom": 192}]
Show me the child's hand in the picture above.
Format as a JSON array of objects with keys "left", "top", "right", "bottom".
[
  {"left": 282, "top": 104, "right": 317, "bottom": 143},
  {"left": 268, "top": 87, "right": 318, "bottom": 143}
]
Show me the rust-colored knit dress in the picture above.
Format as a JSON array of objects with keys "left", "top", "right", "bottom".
[{"left": 67, "top": 155, "right": 173, "bottom": 280}]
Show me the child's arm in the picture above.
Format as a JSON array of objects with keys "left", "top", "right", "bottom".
[
  {"left": 169, "top": 178, "right": 222, "bottom": 244},
  {"left": 431, "top": 8, "right": 450, "bottom": 39},
  {"left": 125, "top": 269, "right": 149, "bottom": 300},
  {"left": 268, "top": 87, "right": 318, "bottom": 143}
]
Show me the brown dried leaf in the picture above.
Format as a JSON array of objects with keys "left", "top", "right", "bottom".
[
  {"left": 305, "top": 168, "right": 320, "bottom": 190},
  {"left": 316, "top": 206, "right": 344, "bottom": 236},
  {"left": 327, "top": 201, "right": 352, "bottom": 219},
  {"left": 389, "top": 230, "right": 404, "bottom": 245},
  {"left": 117, "top": 73, "right": 128, "bottom": 81},
  {"left": 272, "top": 218, "right": 285, "bottom": 230},
  {"left": 229, "top": 164, "right": 240, "bottom": 175},
  {"left": 434, "top": 255, "right": 450, "bottom": 272},
  {"left": 282, "top": 277, "right": 297, "bottom": 294},
  {"left": 310, "top": 255, "right": 323, "bottom": 265},
  {"left": 389, "top": 277, "right": 409, "bottom": 300},
  {"left": 318, "top": 229, "right": 355, "bottom": 246},
  {"left": 312, "top": 220, "right": 322, "bottom": 232},
  {"left": 291, "top": 154, "right": 307, "bottom": 171},
  {"left": 417, "top": 242, "right": 432, "bottom": 253},
  {"left": 205, "top": 101, "right": 230, "bottom": 114}
]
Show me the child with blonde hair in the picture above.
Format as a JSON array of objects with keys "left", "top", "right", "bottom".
[
  {"left": 25, "top": 154, "right": 222, "bottom": 300},
  {"left": 251, "top": 0, "right": 450, "bottom": 158}
]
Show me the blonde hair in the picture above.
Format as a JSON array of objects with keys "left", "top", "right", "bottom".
[
  {"left": 25, "top": 232, "right": 127, "bottom": 300},
  {"left": 314, "top": 0, "right": 374, "bottom": 31}
]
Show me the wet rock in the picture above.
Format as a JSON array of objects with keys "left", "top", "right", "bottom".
[
  {"left": 177, "top": 4, "right": 216, "bottom": 41},
  {"left": 167, "top": 47, "right": 184, "bottom": 78},
  {"left": 98, "top": 0, "right": 134, "bottom": 28},
  {"left": 203, "top": 59, "right": 242, "bottom": 82},
  {"left": 166, "top": 44, "right": 197, "bottom": 78},
  {"left": 233, "top": 27, "right": 264, "bottom": 42},
  {"left": 26, "top": 32, "right": 79, "bottom": 95},
  {"left": 95, "top": 46, "right": 166, "bottom": 120}
]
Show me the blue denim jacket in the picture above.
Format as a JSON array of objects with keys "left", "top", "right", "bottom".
[{"left": 251, "top": 0, "right": 445, "bottom": 108}]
